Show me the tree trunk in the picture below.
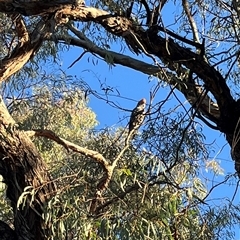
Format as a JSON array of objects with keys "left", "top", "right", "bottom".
[{"left": 0, "top": 97, "right": 55, "bottom": 239}]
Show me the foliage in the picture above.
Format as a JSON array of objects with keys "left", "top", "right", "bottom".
[
  {"left": 0, "top": 0, "right": 240, "bottom": 239},
  {"left": 4, "top": 92, "right": 236, "bottom": 239}
]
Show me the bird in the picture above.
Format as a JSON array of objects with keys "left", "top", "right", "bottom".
[{"left": 128, "top": 98, "right": 146, "bottom": 135}]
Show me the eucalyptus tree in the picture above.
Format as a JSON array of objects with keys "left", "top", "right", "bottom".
[{"left": 0, "top": 0, "right": 240, "bottom": 239}]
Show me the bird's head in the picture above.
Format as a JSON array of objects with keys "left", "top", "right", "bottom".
[{"left": 137, "top": 98, "right": 146, "bottom": 107}]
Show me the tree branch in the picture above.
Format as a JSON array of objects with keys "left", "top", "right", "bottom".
[
  {"left": 56, "top": 26, "right": 221, "bottom": 123},
  {"left": 0, "top": 0, "right": 234, "bottom": 110},
  {"left": 55, "top": 24, "right": 160, "bottom": 75},
  {"left": 26, "top": 128, "right": 113, "bottom": 213},
  {"left": 182, "top": 0, "right": 200, "bottom": 43},
  {"left": 0, "top": 2, "right": 232, "bottom": 119},
  {"left": 26, "top": 129, "right": 110, "bottom": 168},
  {"left": 25, "top": 128, "right": 137, "bottom": 214},
  {"left": 0, "top": 17, "right": 53, "bottom": 82}
]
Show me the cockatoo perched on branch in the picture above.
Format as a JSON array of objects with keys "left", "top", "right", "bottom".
[{"left": 128, "top": 98, "right": 146, "bottom": 134}]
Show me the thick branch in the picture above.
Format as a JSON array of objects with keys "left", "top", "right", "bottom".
[
  {"left": 26, "top": 129, "right": 110, "bottom": 168},
  {"left": 0, "top": 17, "right": 54, "bottom": 82},
  {"left": 26, "top": 129, "right": 113, "bottom": 213},
  {"left": 0, "top": 2, "right": 226, "bottom": 125},
  {"left": 0, "top": 1, "right": 73, "bottom": 16},
  {"left": 55, "top": 6, "right": 233, "bottom": 130},
  {"left": 56, "top": 24, "right": 160, "bottom": 75},
  {"left": 65, "top": 7, "right": 234, "bottom": 114}
]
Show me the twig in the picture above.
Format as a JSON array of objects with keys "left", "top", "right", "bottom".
[{"left": 68, "top": 50, "right": 88, "bottom": 68}]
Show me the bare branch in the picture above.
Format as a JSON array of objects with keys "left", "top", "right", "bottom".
[
  {"left": 56, "top": 24, "right": 160, "bottom": 75},
  {"left": 26, "top": 129, "right": 110, "bottom": 168},
  {"left": 182, "top": 0, "right": 200, "bottom": 43}
]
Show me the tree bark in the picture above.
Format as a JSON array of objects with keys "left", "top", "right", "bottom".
[
  {"left": 0, "top": 220, "right": 16, "bottom": 240},
  {"left": 0, "top": 97, "right": 55, "bottom": 239}
]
